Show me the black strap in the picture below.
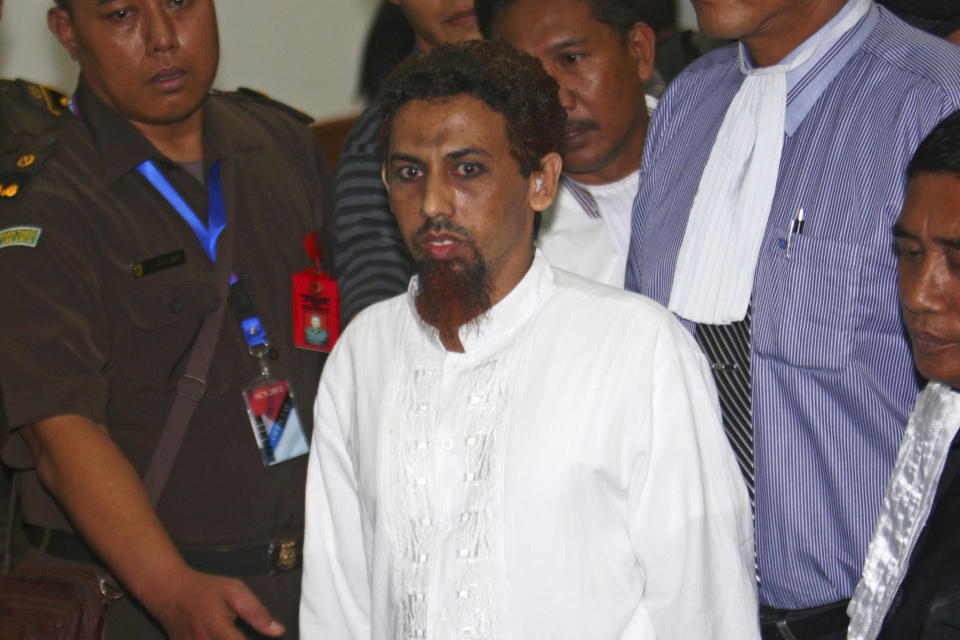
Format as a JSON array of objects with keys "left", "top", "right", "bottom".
[{"left": 142, "top": 164, "right": 237, "bottom": 507}]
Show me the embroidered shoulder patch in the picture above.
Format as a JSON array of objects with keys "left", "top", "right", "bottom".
[{"left": 0, "top": 225, "right": 42, "bottom": 248}]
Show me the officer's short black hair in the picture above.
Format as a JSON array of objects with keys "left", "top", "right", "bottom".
[
  {"left": 907, "top": 111, "right": 960, "bottom": 180},
  {"left": 53, "top": 0, "right": 70, "bottom": 11},
  {"left": 378, "top": 39, "right": 566, "bottom": 178},
  {"left": 476, "top": 0, "right": 664, "bottom": 41}
]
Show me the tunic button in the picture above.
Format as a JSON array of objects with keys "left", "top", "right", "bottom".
[{"left": 168, "top": 299, "right": 185, "bottom": 314}]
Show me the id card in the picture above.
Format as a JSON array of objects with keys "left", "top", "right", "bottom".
[
  {"left": 293, "top": 269, "right": 340, "bottom": 353},
  {"left": 241, "top": 379, "right": 309, "bottom": 466}
]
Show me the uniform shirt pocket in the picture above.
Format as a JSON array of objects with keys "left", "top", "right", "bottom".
[
  {"left": 753, "top": 234, "right": 862, "bottom": 371},
  {"left": 116, "top": 268, "right": 219, "bottom": 331}
]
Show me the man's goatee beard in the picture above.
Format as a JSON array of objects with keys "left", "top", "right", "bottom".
[{"left": 415, "top": 249, "right": 492, "bottom": 339}]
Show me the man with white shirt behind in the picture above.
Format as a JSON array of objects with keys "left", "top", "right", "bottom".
[
  {"left": 475, "top": 0, "right": 658, "bottom": 288},
  {"left": 300, "top": 40, "right": 758, "bottom": 640}
]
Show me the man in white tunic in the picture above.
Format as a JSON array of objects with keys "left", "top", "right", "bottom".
[{"left": 300, "top": 40, "right": 759, "bottom": 640}]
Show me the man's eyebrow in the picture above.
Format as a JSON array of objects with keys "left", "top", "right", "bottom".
[
  {"left": 936, "top": 236, "right": 960, "bottom": 251},
  {"left": 892, "top": 223, "right": 919, "bottom": 240},
  {"left": 387, "top": 152, "right": 421, "bottom": 164},
  {"left": 550, "top": 38, "right": 588, "bottom": 51},
  {"left": 446, "top": 147, "right": 491, "bottom": 160}
]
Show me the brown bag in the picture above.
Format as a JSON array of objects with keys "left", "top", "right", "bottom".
[{"left": 0, "top": 566, "right": 109, "bottom": 640}]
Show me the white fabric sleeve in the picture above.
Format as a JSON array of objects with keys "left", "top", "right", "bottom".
[
  {"left": 626, "top": 322, "right": 761, "bottom": 639},
  {"left": 300, "top": 342, "right": 372, "bottom": 639}
]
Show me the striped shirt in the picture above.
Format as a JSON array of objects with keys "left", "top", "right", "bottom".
[
  {"left": 626, "top": 1, "right": 960, "bottom": 608},
  {"left": 331, "top": 104, "right": 415, "bottom": 324}
]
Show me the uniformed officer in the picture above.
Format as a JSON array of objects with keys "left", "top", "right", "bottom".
[
  {"left": 0, "top": 1, "right": 330, "bottom": 638},
  {"left": 0, "top": 0, "right": 68, "bottom": 548}
]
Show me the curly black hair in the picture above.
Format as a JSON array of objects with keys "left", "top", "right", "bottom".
[
  {"left": 476, "top": 0, "right": 666, "bottom": 41},
  {"left": 377, "top": 40, "right": 566, "bottom": 177},
  {"left": 908, "top": 110, "right": 960, "bottom": 179}
]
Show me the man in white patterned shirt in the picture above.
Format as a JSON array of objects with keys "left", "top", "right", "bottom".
[{"left": 300, "top": 40, "right": 758, "bottom": 639}]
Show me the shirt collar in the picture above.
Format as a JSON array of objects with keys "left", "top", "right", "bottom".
[
  {"left": 73, "top": 78, "right": 263, "bottom": 186},
  {"left": 739, "top": 0, "right": 879, "bottom": 135},
  {"left": 407, "top": 249, "right": 556, "bottom": 355},
  {"left": 559, "top": 175, "right": 601, "bottom": 219}
]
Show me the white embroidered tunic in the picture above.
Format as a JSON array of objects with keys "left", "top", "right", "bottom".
[
  {"left": 847, "top": 383, "right": 960, "bottom": 640},
  {"left": 301, "top": 253, "right": 759, "bottom": 639}
]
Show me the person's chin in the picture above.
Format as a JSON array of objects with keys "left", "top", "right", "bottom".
[
  {"left": 138, "top": 94, "right": 207, "bottom": 126},
  {"left": 914, "top": 348, "right": 960, "bottom": 383},
  {"left": 562, "top": 153, "right": 608, "bottom": 178}
]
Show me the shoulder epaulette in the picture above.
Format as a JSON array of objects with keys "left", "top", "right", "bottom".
[
  {"left": 211, "top": 87, "right": 314, "bottom": 124},
  {"left": 0, "top": 117, "right": 64, "bottom": 202},
  {"left": 0, "top": 79, "right": 69, "bottom": 118}
]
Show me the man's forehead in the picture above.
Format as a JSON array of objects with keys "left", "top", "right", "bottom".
[
  {"left": 493, "top": 0, "right": 600, "bottom": 39},
  {"left": 899, "top": 172, "right": 960, "bottom": 239},
  {"left": 389, "top": 95, "right": 507, "bottom": 155}
]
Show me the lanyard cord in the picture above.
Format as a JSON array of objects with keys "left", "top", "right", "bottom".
[
  {"left": 137, "top": 160, "right": 225, "bottom": 263},
  {"left": 137, "top": 160, "right": 271, "bottom": 357}
]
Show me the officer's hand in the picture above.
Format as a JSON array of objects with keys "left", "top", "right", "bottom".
[{"left": 150, "top": 567, "right": 285, "bottom": 640}]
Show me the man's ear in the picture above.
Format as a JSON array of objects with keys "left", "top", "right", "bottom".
[
  {"left": 529, "top": 152, "right": 563, "bottom": 212},
  {"left": 626, "top": 22, "right": 656, "bottom": 84},
  {"left": 48, "top": 7, "right": 80, "bottom": 61},
  {"left": 381, "top": 163, "right": 391, "bottom": 194}
]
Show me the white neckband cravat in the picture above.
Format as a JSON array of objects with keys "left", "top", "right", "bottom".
[{"left": 668, "top": 0, "right": 871, "bottom": 324}]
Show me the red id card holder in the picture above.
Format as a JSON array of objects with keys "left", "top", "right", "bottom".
[{"left": 293, "top": 231, "right": 340, "bottom": 353}]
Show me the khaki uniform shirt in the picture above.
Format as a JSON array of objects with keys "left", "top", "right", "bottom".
[{"left": 0, "top": 78, "right": 330, "bottom": 548}]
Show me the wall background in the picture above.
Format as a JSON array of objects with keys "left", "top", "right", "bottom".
[
  {"left": 0, "top": 0, "right": 378, "bottom": 121},
  {"left": 0, "top": 1, "right": 698, "bottom": 123}
]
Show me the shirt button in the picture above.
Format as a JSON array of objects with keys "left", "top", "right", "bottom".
[
  {"left": 168, "top": 299, "right": 184, "bottom": 314},
  {"left": 441, "top": 439, "right": 453, "bottom": 451}
]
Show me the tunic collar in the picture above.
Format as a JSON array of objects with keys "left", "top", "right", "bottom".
[{"left": 406, "top": 249, "right": 556, "bottom": 357}]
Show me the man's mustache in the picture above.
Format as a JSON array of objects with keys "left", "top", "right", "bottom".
[
  {"left": 565, "top": 119, "right": 599, "bottom": 135},
  {"left": 412, "top": 217, "right": 475, "bottom": 245}
]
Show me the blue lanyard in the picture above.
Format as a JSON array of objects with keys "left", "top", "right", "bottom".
[
  {"left": 137, "top": 160, "right": 225, "bottom": 263},
  {"left": 137, "top": 160, "right": 269, "bottom": 351}
]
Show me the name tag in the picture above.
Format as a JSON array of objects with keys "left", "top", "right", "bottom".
[{"left": 131, "top": 250, "right": 186, "bottom": 278}]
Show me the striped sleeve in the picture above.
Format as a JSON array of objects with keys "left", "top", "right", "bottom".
[{"left": 331, "top": 105, "right": 414, "bottom": 324}]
